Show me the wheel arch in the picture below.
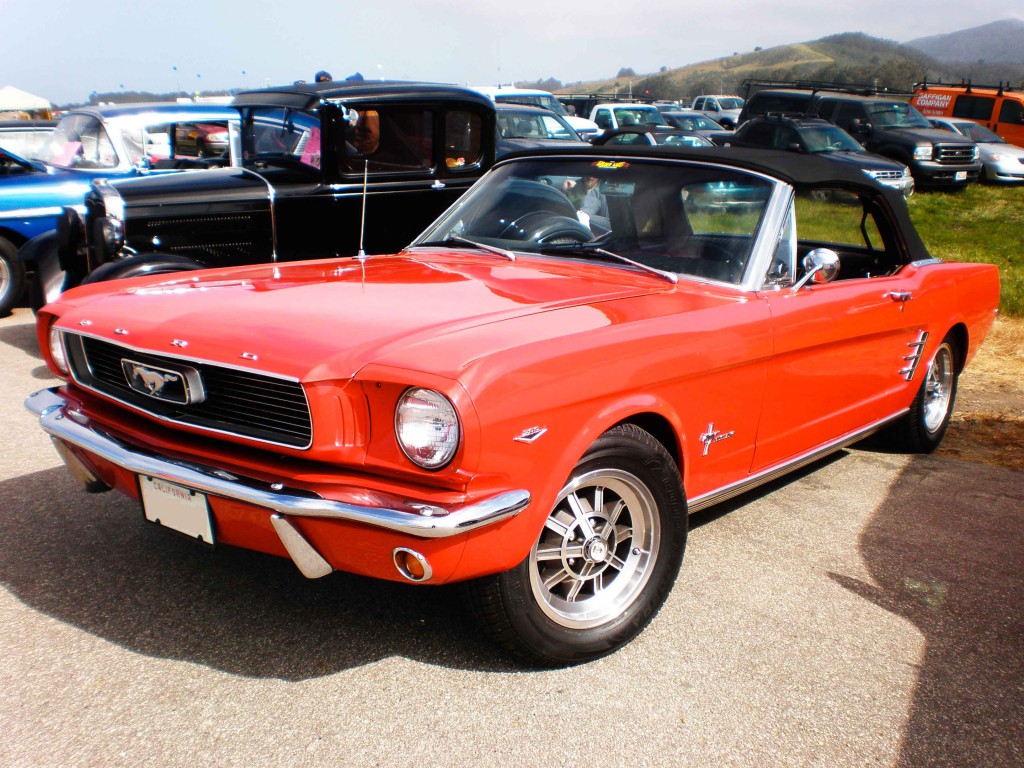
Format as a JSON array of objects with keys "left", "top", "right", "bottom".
[
  {"left": 612, "top": 411, "right": 683, "bottom": 477},
  {"left": 945, "top": 322, "right": 969, "bottom": 373},
  {"left": 0, "top": 227, "right": 29, "bottom": 250}
]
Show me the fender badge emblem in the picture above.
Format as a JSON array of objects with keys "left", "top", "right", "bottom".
[
  {"left": 514, "top": 427, "right": 548, "bottom": 444},
  {"left": 699, "top": 423, "right": 735, "bottom": 457}
]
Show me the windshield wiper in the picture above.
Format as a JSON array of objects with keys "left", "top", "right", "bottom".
[
  {"left": 539, "top": 240, "right": 678, "bottom": 284},
  {"left": 419, "top": 234, "right": 516, "bottom": 261}
]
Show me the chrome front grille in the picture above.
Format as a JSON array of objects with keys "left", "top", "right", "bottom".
[
  {"left": 868, "top": 170, "right": 903, "bottom": 181},
  {"left": 935, "top": 144, "right": 976, "bottom": 164},
  {"left": 64, "top": 334, "right": 312, "bottom": 449}
]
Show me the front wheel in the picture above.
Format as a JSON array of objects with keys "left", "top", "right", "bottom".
[
  {"left": 885, "top": 339, "right": 959, "bottom": 453},
  {"left": 466, "top": 424, "right": 687, "bottom": 666}
]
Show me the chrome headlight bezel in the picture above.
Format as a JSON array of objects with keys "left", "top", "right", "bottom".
[
  {"left": 913, "top": 145, "right": 933, "bottom": 161},
  {"left": 395, "top": 387, "right": 462, "bottom": 470},
  {"left": 48, "top": 326, "right": 69, "bottom": 375}
]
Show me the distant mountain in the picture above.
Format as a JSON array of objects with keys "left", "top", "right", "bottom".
[
  {"left": 556, "top": 33, "right": 941, "bottom": 102},
  {"left": 906, "top": 19, "right": 1024, "bottom": 64},
  {"left": 553, "top": 30, "right": 1024, "bottom": 104}
]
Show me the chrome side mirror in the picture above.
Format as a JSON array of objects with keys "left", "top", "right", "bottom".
[
  {"left": 132, "top": 156, "right": 151, "bottom": 174},
  {"left": 792, "top": 248, "right": 840, "bottom": 292}
]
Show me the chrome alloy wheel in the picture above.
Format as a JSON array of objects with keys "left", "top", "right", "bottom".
[
  {"left": 529, "top": 468, "right": 661, "bottom": 629},
  {"left": 922, "top": 343, "right": 954, "bottom": 434}
]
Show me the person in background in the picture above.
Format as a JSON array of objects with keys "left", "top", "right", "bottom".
[{"left": 315, "top": 70, "right": 333, "bottom": 83}]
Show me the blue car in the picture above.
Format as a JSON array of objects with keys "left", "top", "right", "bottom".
[{"left": 0, "top": 102, "right": 239, "bottom": 314}]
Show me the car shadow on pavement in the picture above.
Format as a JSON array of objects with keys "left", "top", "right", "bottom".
[
  {"left": 0, "top": 313, "right": 42, "bottom": 358},
  {"left": 0, "top": 467, "right": 522, "bottom": 678},
  {"left": 828, "top": 455, "right": 1024, "bottom": 767}
]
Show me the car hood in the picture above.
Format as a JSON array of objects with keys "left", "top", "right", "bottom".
[
  {"left": 980, "top": 142, "right": 1024, "bottom": 158},
  {"left": 497, "top": 137, "right": 590, "bottom": 157},
  {"left": 816, "top": 150, "right": 903, "bottom": 171},
  {"left": 0, "top": 145, "right": 45, "bottom": 172},
  {"left": 0, "top": 165, "right": 92, "bottom": 214},
  {"left": 50, "top": 250, "right": 692, "bottom": 382},
  {"left": 883, "top": 126, "right": 974, "bottom": 144}
]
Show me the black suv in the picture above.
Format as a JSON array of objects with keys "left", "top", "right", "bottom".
[
  {"left": 809, "top": 94, "right": 980, "bottom": 188},
  {"left": 31, "top": 81, "right": 496, "bottom": 303},
  {"left": 728, "top": 115, "right": 915, "bottom": 196}
]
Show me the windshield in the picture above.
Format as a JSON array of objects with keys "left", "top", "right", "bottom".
[
  {"left": 498, "top": 109, "right": 578, "bottom": 140},
  {"left": 614, "top": 107, "right": 668, "bottom": 127},
  {"left": 495, "top": 94, "right": 569, "bottom": 117},
  {"left": 35, "top": 113, "right": 119, "bottom": 169},
  {"left": 242, "top": 106, "right": 322, "bottom": 171},
  {"left": 718, "top": 98, "right": 744, "bottom": 111},
  {"left": 801, "top": 125, "right": 864, "bottom": 153},
  {"left": 957, "top": 122, "right": 1003, "bottom": 143},
  {"left": 415, "top": 158, "right": 776, "bottom": 285},
  {"left": 869, "top": 102, "right": 932, "bottom": 129},
  {"left": 665, "top": 113, "right": 721, "bottom": 131}
]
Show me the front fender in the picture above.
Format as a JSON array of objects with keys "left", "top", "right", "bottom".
[
  {"left": 15, "top": 230, "right": 70, "bottom": 310},
  {"left": 81, "top": 253, "right": 208, "bottom": 285}
]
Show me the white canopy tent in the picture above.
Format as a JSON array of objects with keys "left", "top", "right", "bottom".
[{"left": 0, "top": 85, "right": 53, "bottom": 114}]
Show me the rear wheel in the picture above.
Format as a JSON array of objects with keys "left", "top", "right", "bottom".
[
  {"left": 0, "top": 237, "right": 25, "bottom": 316},
  {"left": 886, "top": 339, "right": 959, "bottom": 453},
  {"left": 467, "top": 424, "right": 687, "bottom": 666}
]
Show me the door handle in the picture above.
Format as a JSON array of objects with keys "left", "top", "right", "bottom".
[{"left": 887, "top": 291, "right": 912, "bottom": 303}]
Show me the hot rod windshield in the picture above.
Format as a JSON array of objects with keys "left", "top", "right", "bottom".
[
  {"left": 414, "top": 158, "right": 776, "bottom": 285},
  {"left": 241, "top": 107, "right": 322, "bottom": 171}
]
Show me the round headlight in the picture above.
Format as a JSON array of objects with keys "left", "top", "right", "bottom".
[
  {"left": 100, "top": 216, "right": 124, "bottom": 253},
  {"left": 49, "top": 326, "right": 69, "bottom": 375},
  {"left": 395, "top": 388, "right": 460, "bottom": 470}
]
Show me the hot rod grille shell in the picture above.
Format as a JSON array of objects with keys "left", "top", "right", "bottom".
[{"left": 64, "top": 334, "right": 313, "bottom": 449}]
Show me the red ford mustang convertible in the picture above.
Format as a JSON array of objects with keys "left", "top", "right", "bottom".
[{"left": 27, "top": 146, "right": 999, "bottom": 666}]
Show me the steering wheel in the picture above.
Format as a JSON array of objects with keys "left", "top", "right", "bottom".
[
  {"left": 695, "top": 241, "right": 743, "bottom": 282},
  {"left": 499, "top": 212, "right": 593, "bottom": 244}
]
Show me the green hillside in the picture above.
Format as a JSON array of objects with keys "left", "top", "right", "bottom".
[{"left": 552, "top": 32, "right": 1023, "bottom": 103}]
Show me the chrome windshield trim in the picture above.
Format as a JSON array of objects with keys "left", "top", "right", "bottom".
[{"left": 26, "top": 387, "right": 530, "bottom": 539}]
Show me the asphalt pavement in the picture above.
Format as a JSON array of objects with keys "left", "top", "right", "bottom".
[{"left": 1, "top": 307, "right": 1021, "bottom": 767}]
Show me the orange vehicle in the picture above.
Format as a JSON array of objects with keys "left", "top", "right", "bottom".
[
  {"left": 912, "top": 81, "right": 1024, "bottom": 147},
  {"left": 27, "top": 146, "right": 999, "bottom": 666}
]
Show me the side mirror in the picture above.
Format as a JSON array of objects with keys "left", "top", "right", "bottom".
[
  {"left": 132, "top": 156, "right": 151, "bottom": 173},
  {"left": 792, "top": 248, "right": 840, "bottom": 291}
]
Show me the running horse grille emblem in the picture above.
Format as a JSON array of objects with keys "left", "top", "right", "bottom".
[{"left": 121, "top": 358, "right": 206, "bottom": 405}]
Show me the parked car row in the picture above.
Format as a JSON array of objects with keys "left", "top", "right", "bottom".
[
  {"left": 738, "top": 81, "right": 1024, "bottom": 188},
  {"left": 7, "top": 78, "right": 1022, "bottom": 318},
  {"left": 0, "top": 103, "right": 240, "bottom": 314}
]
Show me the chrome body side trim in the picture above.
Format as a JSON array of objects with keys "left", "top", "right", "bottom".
[
  {"left": 687, "top": 410, "right": 907, "bottom": 513},
  {"left": 26, "top": 387, "right": 530, "bottom": 539},
  {"left": 900, "top": 330, "right": 929, "bottom": 381}
]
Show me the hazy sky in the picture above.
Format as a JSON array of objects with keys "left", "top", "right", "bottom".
[{"left": 3, "top": 0, "right": 1021, "bottom": 105}]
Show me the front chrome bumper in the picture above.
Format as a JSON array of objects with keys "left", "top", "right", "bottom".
[{"left": 25, "top": 387, "right": 531, "bottom": 541}]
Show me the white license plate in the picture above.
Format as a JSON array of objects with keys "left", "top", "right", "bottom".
[
  {"left": 139, "top": 476, "right": 214, "bottom": 544},
  {"left": 954, "top": 171, "right": 967, "bottom": 181}
]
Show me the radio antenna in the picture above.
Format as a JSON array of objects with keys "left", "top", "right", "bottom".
[{"left": 356, "top": 159, "right": 369, "bottom": 260}]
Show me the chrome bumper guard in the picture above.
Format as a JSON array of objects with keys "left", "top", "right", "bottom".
[{"left": 25, "top": 388, "right": 531, "bottom": 543}]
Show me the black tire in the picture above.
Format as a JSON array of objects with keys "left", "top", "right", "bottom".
[
  {"left": 466, "top": 423, "right": 687, "bottom": 667},
  {"left": 885, "top": 338, "right": 959, "bottom": 453},
  {"left": 0, "top": 237, "right": 25, "bottom": 317}
]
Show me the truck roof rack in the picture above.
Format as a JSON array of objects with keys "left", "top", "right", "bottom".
[
  {"left": 740, "top": 79, "right": 913, "bottom": 99},
  {"left": 914, "top": 79, "right": 1022, "bottom": 96}
]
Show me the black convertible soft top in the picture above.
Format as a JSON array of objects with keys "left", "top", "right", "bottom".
[{"left": 496, "top": 145, "right": 931, "bottom": 262}]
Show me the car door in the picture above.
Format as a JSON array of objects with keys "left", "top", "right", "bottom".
[{"left": 751, "top": 190, "right": 931, "bottom": 471}]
